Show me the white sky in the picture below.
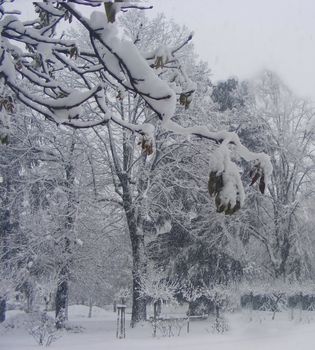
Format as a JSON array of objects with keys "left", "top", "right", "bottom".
[
  {"left": 9, "top": 0, "right": 315, "bottom": 100},
  {"left": 149, "top": 0, "right": 315, "bottom": 100}
]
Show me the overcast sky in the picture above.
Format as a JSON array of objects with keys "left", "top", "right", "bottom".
[
  {"left": 149, "top": 0, "right": 315, "bottom": 100},
  {"left": 11, "top": 0, "right": 315, "bottom": 100}
]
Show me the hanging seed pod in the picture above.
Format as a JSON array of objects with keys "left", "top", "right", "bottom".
[
  {"left": 104, "top": 2, "right": 116, "bottom": 23},
  {"left": 179, "top": 93, "right": 187, "bottom": 106},
  {"left": 185, "top": 99, "right": 192, "bottom": 110},
  {"left": 217, "top": 205, "right": 226, "bottom": 213},
  {"left": 224, "top": 200, "right": 241, "bottom": 215},
  {"left": 249, "top": 163, "right": 266, "bottom": 194},
  {"left": 154, "top": 56, "right": 164, "bottom": 69},
  {"left": 69, "top": 46, "right": 79, "bottom": 60},
  {"left": 138, "top": 136, "right": 154, "bottom": 156},
  {"left": 64, "top": 10, "right": 70, "bottom": 21},
  {"left": 208, "top": 171, "right": 217, "bottom": 196},
  {"left": 208, "top": 171, "right": 223, "bottom": 197},
  {"left": 214, "top": 193, "right": 226, "bottom": 213},
  {"left": 116, "top": 90, "right": 124, "bottom": 101},
  {"left": 0, "top": 97, "right": 14, "bottom": 113},
  {"left": 225, "top": 203, "right": 235, "bottom": 215},
  {"left": 259, "top": 175, "right": 265, "bottom": 194},
  {"left": 250, "top": 172, "right": 260, "bottom": 186},
  {"left": 0, "top": 134, "right": 9, "bottom": 145},
  {"left": 32, "top": 54, "right": 42, "bottom": 68},
  {"left": 179, "top": 92, "right": 193, "bottom": 109},
  {"left": 15, "top": 60, "right": 23, "bottom": 70},
  {"left": 214, "top": 195, "right": 241, "bottom": 215}
]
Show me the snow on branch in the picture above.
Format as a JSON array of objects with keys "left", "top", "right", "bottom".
[
  {"left": 62, "top": 4, "right": 177, "bottom": 119},
  {"left": 162, "top": 119, "right": 272, "bottom": 213},
  {"left": 0, "top": 0, "right": 272, "bottom": 213}
]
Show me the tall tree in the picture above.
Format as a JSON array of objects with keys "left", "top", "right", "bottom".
[{"left": 234, "top": 71, "right": 315, "bottom": 280}]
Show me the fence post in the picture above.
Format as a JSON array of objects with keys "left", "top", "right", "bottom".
[
  {"left": 187, "top": 310, "right": 190, "bottom": 334},
  {"left": 116, "top": 305, "right": 126, "bottom": 339}
]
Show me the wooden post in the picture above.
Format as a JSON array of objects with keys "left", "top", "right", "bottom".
[
  {"left": 116, "top": 305, "right": 126, "bottom": 339},
  {"left": 298, "top": 292, "right": 303, "bottom": 322},
  {"left": 215, "top": 305, "right": 220, "bottom": 319},
  {"left": 249, "top": 292, "right": 253, "bottom": 322},
  {"left": 116, "top": 307, "right": 120, "bottom": 338},
  {"left": 290, "top": 307, "right": 294, "bottom": 320},
  {"left": 113, "top": 300, "right": 117, "bottom": 313},
  {"left": 187, "top": 310, "right": 190, "bottom": 334},
  {"left": 88, "top": 298, "right": 93, "bottom": 318},
  {"left": 153, "top": 301, "right": 158, "bottom": 337},
  {"left": 0, "top": 299, "right": 5, "bottom": 323}
]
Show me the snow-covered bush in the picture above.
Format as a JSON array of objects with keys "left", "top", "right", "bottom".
[
  {"left": 201, "top": 284, "right": 237, "bottom": 333},
  {"left": 153, "top": 317, "right": 187, "bottom": 337},
  {"left": 209, "top": 314, "right": 229, "bottom": 334},
  {"left": 0, "top": 311, "right": 60, "bottom": 346},
  {"left": 28, "top": 311, "right": 60, "bottom": 347},
  {"left": 239, "top": 281, "right": 315, "bottom": 322}
]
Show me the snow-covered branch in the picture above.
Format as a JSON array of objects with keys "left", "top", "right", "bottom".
[{"left": 0, "top": 0, "right": 273, "bottom": 213}]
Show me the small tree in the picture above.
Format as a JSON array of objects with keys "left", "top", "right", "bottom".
[{"left": 202, "top": 284, "right": 233, "bottom": 333}]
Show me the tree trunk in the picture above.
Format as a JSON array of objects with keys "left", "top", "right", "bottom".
[
  {"left": 0, "top": 169, "right": 11, "bottom": 324},
  {"left": 107, "top": 122, "right": 148, "bottom": 327},
  {"left": 0, "top": 298, "right": 6, "bottom": 323},
  {"left": 25, "top": 281, "right": 35, "bottom": 313},
  {"left": 274, "top": 238, "right": 290, "bottom": 280},
  {"left": 130, "top": 226, "right": 147, "bottom": 327},
  {"left": 113, "top": 300, "right": 117, "bottom": 312},
  {"left": 55, "top": 274, "right": 68, "bottom": 329},
  {"left": 55, "top": 237, "right": 71, "bottom": 329},
  {"left": 88, "top": 298, "right": 93, "bottom": 318},
  {"left": 119, "top": 170, "right": 147, "bottom": 327},
  {"left": 55, "top": 140, "right": 75, "bottom": 329}
]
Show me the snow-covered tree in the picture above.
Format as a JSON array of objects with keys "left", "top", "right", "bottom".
[{"left": 231, "top": 71, "right": 315, "bottom": 280}]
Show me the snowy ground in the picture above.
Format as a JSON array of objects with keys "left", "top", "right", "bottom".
[{"left": 1, "top": 305, "right": 315, "bottom": 350}]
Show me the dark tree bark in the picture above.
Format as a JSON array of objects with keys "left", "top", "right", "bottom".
[
  {"left": 55, "top": 138, "right": 75, "bottom": 328},
  {"left": 122, "top": 174, "right": 147, "bottom": 327},
  {"left": 274, "top": 236, "right": 291, "bottom": 280},
  {"left": 103, "top": 119, "right": 148, "bottom": 327},
  {"left": 24, "top": 281, "right": 35, "bottom": 313},
  {"left": 88, "top": 298, "right": 93, "bottom": 318},
  {"left": 55, "top": 270, "right": 68, "bottom": 329},
  {"left": 130, "top": 233, "right": 147, "bottom": 326},
  {"left": 0, "top": 299, "right": 6, "bottom": 323},
  {"left": 0, "top": 167, "right": 12, "bottom": 324}
]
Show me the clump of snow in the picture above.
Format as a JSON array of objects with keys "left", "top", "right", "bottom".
[
  {"left": 209, "top": 144, "right": 245, "bottom": 208},
  {"left": 37, "top": 42, "right": 55, "bottom": 61},
  {"left": 53, "top": 106, "right": 82, "bottom": 124},
  {"left": 140, "top": 123, "right": 155, "bottom": 138},
  {"left": 87, "top": 11, "right": 177, "bottom": 119},
  {"left": 0, "top": 49, "right": 16, "bottom": 82},
  {"left": 154, "top": 45, "right": 172, "bottom": 65}
]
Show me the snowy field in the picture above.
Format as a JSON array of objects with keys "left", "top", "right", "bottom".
[{"left": 1, "top": 305, "right": 315, "bottom": 350}]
